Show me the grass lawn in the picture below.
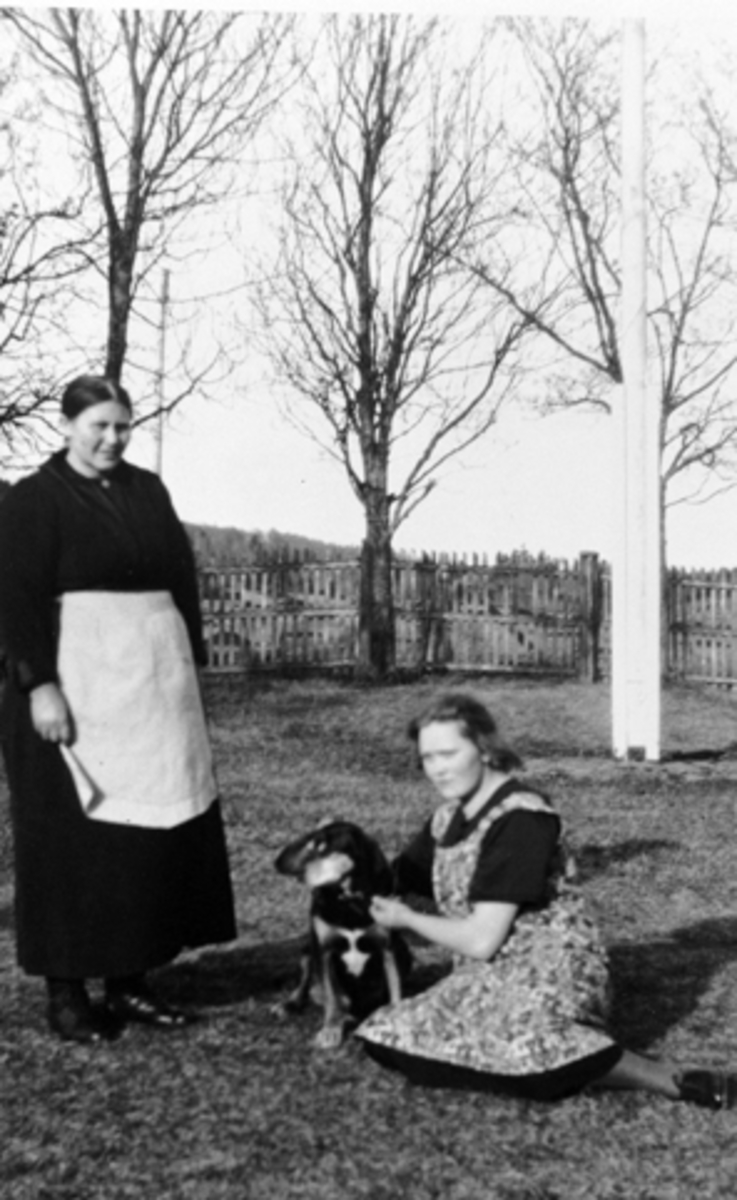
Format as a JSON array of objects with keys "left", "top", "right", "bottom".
[{"left": 3, "top": 674, "right": 737, "bottom": 1199}]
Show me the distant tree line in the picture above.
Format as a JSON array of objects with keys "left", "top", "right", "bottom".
[
  {"left": 185, "top": 523, "right": 570, "bottom": 570},
  {"left": 185, "top": 523, "right": 359, "bottom": 567}
]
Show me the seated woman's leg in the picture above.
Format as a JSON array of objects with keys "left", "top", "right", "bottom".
[
  {"left": 594, "top": 1049, "right": 737, "bottom": 1109},
  {"left": 591, "top": 1049, "right": 679, "bottom": 1096}
]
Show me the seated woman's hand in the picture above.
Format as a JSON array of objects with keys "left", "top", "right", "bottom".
[
  {"left": 370, "top": 894, "right": 413, "bottom": 931},
  {"left": 30, "top": 683, "right": 73, "bottom": 744}
]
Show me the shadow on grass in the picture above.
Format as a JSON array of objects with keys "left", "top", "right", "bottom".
[
  {"left": 157, "top": 935, "right": 309, "bottom": 1007},
  {"left": 609, "top": 916, "right": 737, "bottom": 1051},
  {"left": 157, "top": 913, "right": 737, "bottom": 1068},
  {"left": 158, "top": 936, "right": 448, "bottom": 1012},
  {"left": 574, "top": 837, "right": 680, "bottom": 881}
]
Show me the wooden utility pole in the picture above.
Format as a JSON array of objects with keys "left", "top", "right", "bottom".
[
  {"left": 154, "top": 269, "right": 170, "bottom": 478},
  {"left": 611, "top": 19, "right": 661, "bottom": 761}
]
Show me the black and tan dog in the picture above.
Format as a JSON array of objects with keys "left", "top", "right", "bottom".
[{"left": 275, "top": 820, "right": 411, "bottom": 1048}]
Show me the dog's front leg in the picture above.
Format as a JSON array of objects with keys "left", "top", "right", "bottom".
[
  {"left": 314, "top": 951, "right": 348, "bottom": 1049},
  {"left": 283, "top": 948, "right": 313, "bottom": 1014}
]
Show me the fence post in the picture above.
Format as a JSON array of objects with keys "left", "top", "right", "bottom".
[{"left": 579, "top": 552, "right": 603, "bottom": 682}]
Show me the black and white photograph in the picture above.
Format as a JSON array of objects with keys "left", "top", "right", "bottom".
[{"left": 2, "top": 4, "right": 737, "bottom": 1197}]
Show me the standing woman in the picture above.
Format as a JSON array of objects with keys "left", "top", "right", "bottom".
[
  {"left": 0, "top": 375, "right": 237, "bottom": 1043},
  {"left": 358, "top": 693, "right": 737, "bottom": 1110}
]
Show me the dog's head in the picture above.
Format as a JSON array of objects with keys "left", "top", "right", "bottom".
[{"left": 274, "top": 820, "right": 393, "bottom": 897}]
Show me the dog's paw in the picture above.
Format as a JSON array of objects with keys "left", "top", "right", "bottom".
[
  {"left": 314, "top": 1024, "right": 346, "bottom": 1050},
  {"left": 271, "top": 996, "right": 304, "bottom": 1020}
]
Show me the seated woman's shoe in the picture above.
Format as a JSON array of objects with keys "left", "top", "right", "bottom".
[
  {"left": 105, "top": 979, "right": 194, "bottom": 1029},
  {"left": 47, "top": 979, "right": 121, "bottom": 1044},
  {"left": 677, "top": 1069, "right": 737, "bottom": 1110}
]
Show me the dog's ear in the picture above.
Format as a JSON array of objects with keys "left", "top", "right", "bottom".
[
  {"left": 317, "top": 816, "right": 336, "bottom": 829},
  {"left": 274, "top": 827, "right": 316, "bottom": 876}
]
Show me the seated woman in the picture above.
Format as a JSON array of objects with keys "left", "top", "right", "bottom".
[{"left": 357, "top": 692, "right": 736, "bottom": 1110}]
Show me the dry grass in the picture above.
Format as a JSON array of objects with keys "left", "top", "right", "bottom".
[{"left": 3, "top": 674, "right": 737, "bottom": 1199}]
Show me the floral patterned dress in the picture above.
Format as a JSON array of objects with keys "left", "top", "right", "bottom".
[{"left": 357, "top": 784, "right": 617, "bottom": 1081}]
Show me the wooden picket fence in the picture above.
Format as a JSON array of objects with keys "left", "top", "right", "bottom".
[
  {"left": 198, "top": 552, "right": 602, "bottom": 679},
  {"left": 197, "top": 555, "right": 737, "bottom": 686},
  {"left": 666, "top": 568, "right": 737, "bottom": 687}
]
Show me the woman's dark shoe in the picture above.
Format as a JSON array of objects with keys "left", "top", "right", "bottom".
[
  {"left": 105, "top": 981, "right": 194, "bottom": 1029},
  {"left": 677, "top": 1069, "right": 737, "bottom": 1110},
  {"left": 47, "top": 979, "right": 121, "bottom": 1044}
]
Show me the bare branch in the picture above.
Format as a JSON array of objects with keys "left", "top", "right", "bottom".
[{"left": 4, "top": 7, "right": 295, "bottom": 393}]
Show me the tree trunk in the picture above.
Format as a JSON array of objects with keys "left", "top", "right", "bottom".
[
  {"left": 105, "top": 236, "right": 135, "bottom": 383},
  {"left": 578, "top": 552, "right": 603, "bottom": 683},
  {"left": 357, "top": 510, "right": 395, "bottom": 679}
]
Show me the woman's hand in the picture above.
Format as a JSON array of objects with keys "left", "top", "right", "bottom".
[
  {"left": 372, "top": 896, "right": 520, "bottom": 961},
  {"left": 370, "top": 895, "right": 415, "bottom": 931},
  {"left": 30, "top": 683, "right": 73, "bottom": 744}
]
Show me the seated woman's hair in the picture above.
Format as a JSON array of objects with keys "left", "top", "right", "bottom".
[
  {"left": 62, "top": 375, "right": 133, "bottom": 419},
  {"left": 408, "top": 692, "right": 523, "bottom": 772}
]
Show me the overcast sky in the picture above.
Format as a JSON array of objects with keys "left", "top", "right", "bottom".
[
  {"left": 113, "top": 0, "right": 737, "bottom": 570},
  {"left": 14, "top": 0, "right": 737, "bottom": 570}
]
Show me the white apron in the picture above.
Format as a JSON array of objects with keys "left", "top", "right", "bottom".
[{"left": 57, "top": 590, "right": 217, "bottom": 828}]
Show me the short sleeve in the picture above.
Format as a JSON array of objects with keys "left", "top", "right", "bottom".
[
  {"left": 392, "top": 820, "right": 435, "bottom": 898},
  {"left": 468, "top": 810, "right": 560, "bottom": 905}
]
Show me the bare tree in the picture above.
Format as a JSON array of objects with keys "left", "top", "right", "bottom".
[
  {"left": 0, "top": 63, "right": 92, "bottom": 462},
  {"left": 3, "top": 6, "right": 293, "bottom": 410},
  {"left": 0, "top": 199, "right": 78, "bottom": 457},
  {"left": 472, "top": 18, "right": 737, "bottom": 563},
  {"left": 655, "top": 86, "right": 737, "bottom": 525},
  {"left": 252, "top": 15, "right": 530, "bottom": 675}
]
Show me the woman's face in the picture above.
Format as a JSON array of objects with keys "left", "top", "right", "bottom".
[
  {"left": 64, "top": 400, "right": 132, "bottom": 478},
  {"left": 417, "top": 719, "right": 486, "bottom": 803}
]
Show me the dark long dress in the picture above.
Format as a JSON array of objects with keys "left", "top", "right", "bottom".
[{"left": 0, "top": 451, "right": 237, "bottom": 978}]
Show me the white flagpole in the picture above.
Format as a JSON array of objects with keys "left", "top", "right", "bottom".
[{"left": 612, "top": 18, "right": 661, "bottom": 761}]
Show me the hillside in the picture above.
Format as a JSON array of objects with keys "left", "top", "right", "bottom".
[{"left": 185, "top": 522, "right": 359, "bottom": 566}]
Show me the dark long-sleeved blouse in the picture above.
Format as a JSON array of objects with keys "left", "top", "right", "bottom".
[{"left": 0, "top": 451, "right": 205, "bottom": 693}]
